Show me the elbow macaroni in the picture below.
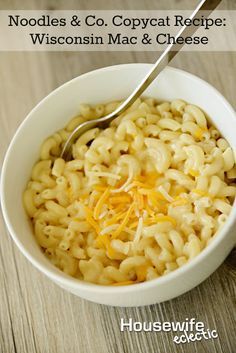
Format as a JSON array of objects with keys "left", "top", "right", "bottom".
[{"left": 23, "top": 98, "right": 236, "bottom": 285}]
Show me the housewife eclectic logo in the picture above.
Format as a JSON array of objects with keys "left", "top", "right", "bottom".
[{"left": 120, "top": 317, "right": 218, "bottom": 344}]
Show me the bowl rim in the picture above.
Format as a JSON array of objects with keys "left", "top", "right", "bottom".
[{"left": 1, "top": 63, "right": 236, "bottom": 294}]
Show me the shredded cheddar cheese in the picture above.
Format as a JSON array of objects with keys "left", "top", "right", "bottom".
[
  {"left": 138, "top": 193, "right": 144, "bottom": 210},
  {"left": 84, "top": 205, "right": 100, "bottom": 235},
  {"left": 104, "top": 211, "right": 126, "bottom": 227},
  {"left": 82, "top": 171, "right": 179, "bottom": 250},
  {"left": 139, "top": 188, "right": 167, "bottom": 201},
  {"left": 189, "top": 169, "right": 200, "bottom": 177},
  {"left": 194, "top": 127, "right": 207, "bottom": 140},
  {"left": 194, "top": 128, "right": 204, "bottom": 140},
  {"left": 171, "top": 186, "right": 186, "bottom": 197},
  {"left": 96, "top": 234, "right": 110, "bottom": 249},
  {"left": 109, "top": 194, "right": 132, "bottom": 205},
  {"left": 192, "top": 189, "right": 211, "bottom": 198},
  {"left": 148, "top": 194, "right": 161, "bottom": 209},
  {"left": 79, "top": 193, "right": 90, "bottom": 201},
  {"left": 93, "top": 187, "right": 110, "bottom": 220},
  {"left": 171, "top": 197, "right": 189, "bottom": 207},
  {"left": 111, "top": 203, "right": 135, "bottom": 239},
  {"left": 145, "top": 202, "right": 156, "bottom": 217},
  {"left": 129, "top": 220, "right": 139, "bottom": 229},
  {"left": 145, "top": 215, "right": 176, "bottom": 226},
  {"left": 132, "top": 180, "right": 153, "bottom": 189},
  {"left": 94, "top": 184, "right": 109, "bottom": 192},
  {"left": 133, "top": 217, "right": 143, "bottom": 243}
]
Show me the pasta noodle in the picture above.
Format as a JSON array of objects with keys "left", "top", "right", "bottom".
[{"left": 23, "top": 98, "right": 236, "bottom": 285}]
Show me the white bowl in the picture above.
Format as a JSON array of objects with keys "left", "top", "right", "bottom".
[{"left": 1, "top": 64, "right": 236, "bottom": 307}]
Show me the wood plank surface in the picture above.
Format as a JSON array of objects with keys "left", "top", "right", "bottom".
[{"left": 0, "top": 1, "right": 235, "bottom": 353}]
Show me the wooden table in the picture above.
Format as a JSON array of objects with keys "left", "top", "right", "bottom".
[{"left": 0, "top": 1, "right": 235, "bottom": 352}]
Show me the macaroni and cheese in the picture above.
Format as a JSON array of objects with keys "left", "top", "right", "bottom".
[{"left": 23, "top": 98, "right": 236, "bottom": 285}]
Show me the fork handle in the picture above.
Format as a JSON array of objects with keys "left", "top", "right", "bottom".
[
  {"left": 61, "top": 0, "right": 221, "bottom": 160},
  {"left": 100, "top": 0, "right": 222, "bottom": 121}
]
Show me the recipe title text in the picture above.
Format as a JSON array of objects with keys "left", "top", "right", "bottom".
[{"left": 0, "top": 10, "right": 234, "bottom": 51}]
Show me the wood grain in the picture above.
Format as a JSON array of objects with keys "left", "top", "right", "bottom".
[{"left": 0, "top": 1, "right": 236, "bottom": 353}]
